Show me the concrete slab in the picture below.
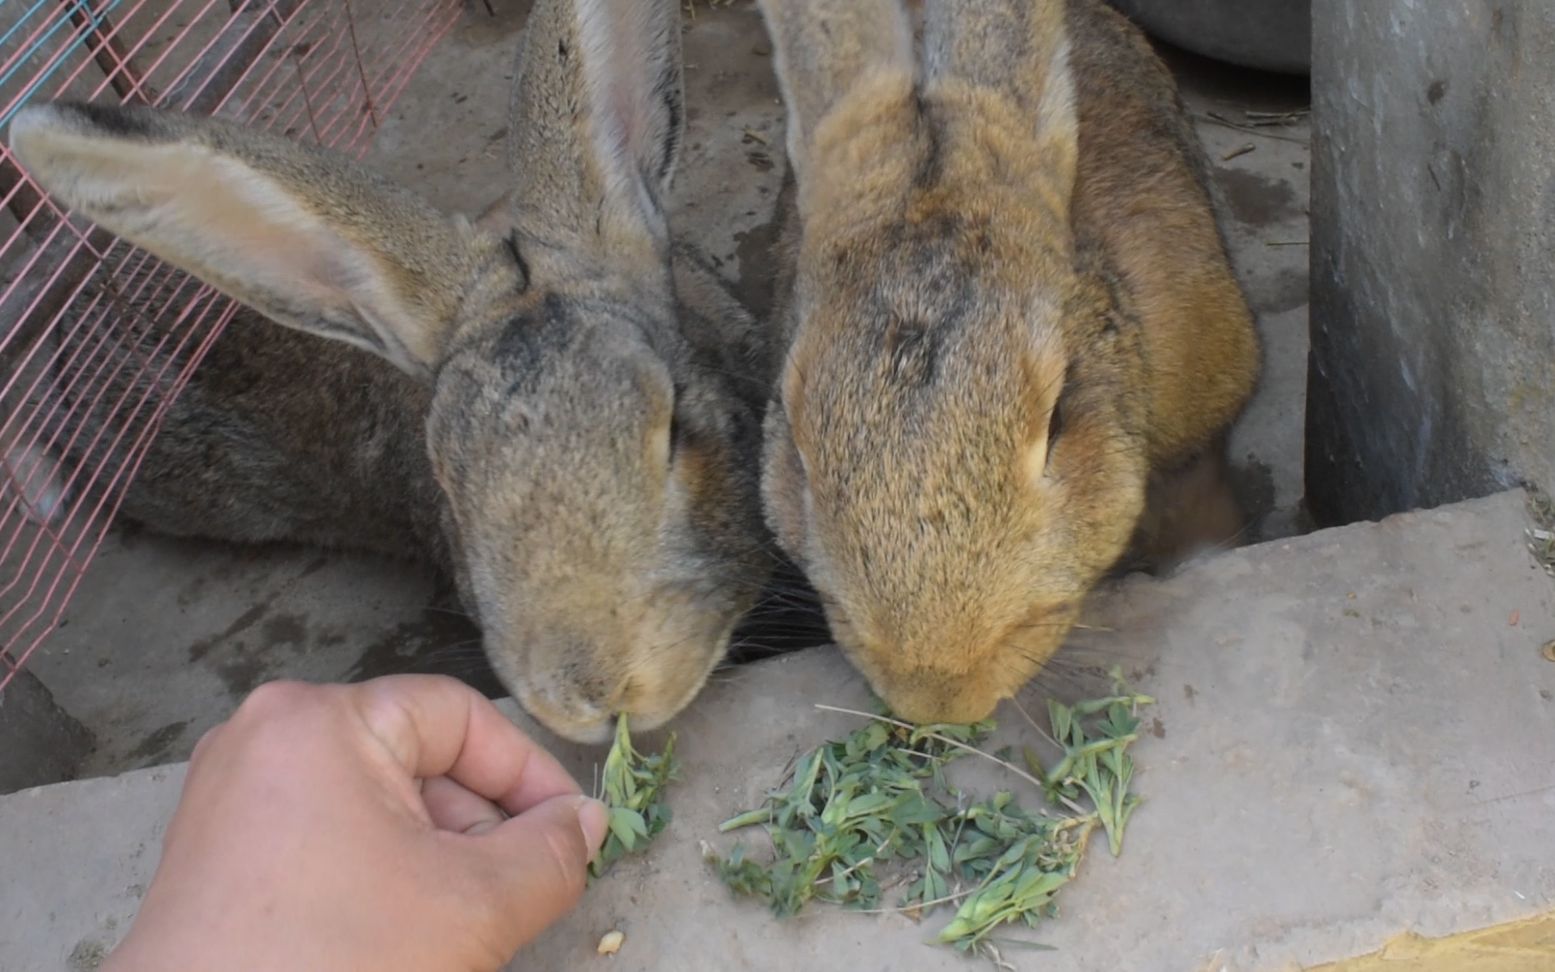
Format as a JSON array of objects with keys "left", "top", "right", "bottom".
[{"left": 4, "top": 490, "right": 1551, "bottom": 971}]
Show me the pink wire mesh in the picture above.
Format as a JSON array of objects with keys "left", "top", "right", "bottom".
[{"left": 0, "top": 0, "right": 462, "bottom": 692}]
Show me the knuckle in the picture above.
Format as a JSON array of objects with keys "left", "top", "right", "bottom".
[
  {"left": 227, "top": 680, "right": 335, "bottom": 749},
  {"left": 238, "top": 679, "right": 315, "bottom": 718},
  {"left": 187, "top": 723, "right": 222, "bottom": 765}
]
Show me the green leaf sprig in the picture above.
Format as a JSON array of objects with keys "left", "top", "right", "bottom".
[
  {"left": 713, "top": 669, "right": 1154, "bottom": 956},
  {"left": 590, "top": 715, "right": 677, "bottom": 880}
]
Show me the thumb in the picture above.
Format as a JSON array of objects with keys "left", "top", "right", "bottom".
[{"left": 466, "top": 794, "right": 610, "bottom": 949}]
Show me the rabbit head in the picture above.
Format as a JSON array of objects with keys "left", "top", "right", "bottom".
[
  {"left": 757, "top": 0, "right": 1151, "bottom": 724},
  {"left": 10, "top": 0, "right": 770, "bottom": 744}
]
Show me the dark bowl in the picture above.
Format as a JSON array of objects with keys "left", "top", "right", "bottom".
[{"left": 1106, "top": 0, "right": 1311, "bottom": 76}]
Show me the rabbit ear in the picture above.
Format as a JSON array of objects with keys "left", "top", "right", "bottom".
[
  {"left": 575, "top": 0, "right": 685, "bottom": 236},
  {"left": 506, "top": 0, "right": 685, "bottom": 248},
  {"left": 921, "top": 0, "right": 1077, "bottom": 195},
  {"left": 757, "top": 0, "right": 914, "bottom": 185},
  {"left": 8, "top": 102, "right": 497, "bottom": 379}
]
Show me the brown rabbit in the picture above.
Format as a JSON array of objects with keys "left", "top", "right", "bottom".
[
  {"left": 756, "top": 0, "right": 1259, "bottom": 723},
  {"left": 6, "top": 0, "right": 775, "bottom": 743}
]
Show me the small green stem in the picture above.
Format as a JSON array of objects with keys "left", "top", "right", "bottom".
[{"left": 719, "top": 808, "right": 772, "bottom": 833}]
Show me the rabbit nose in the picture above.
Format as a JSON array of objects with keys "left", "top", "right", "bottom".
[
  {"left": 518, "top": 676, "right": 613, "bottom": 731},
  {"left": 554, "top": 673, "right": 628, "bottom": 713}
]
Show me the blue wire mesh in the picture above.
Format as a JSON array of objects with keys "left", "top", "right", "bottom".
[{"left": 0, "top": 0, "right": 124, "bottom": 127}]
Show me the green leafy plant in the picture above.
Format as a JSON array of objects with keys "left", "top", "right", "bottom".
[
  {"left": 590, "top": 715, "right": 677, "bottom": 880},
  {"left": 712, "top": 669, "right": 1154, "bottom": 958}
]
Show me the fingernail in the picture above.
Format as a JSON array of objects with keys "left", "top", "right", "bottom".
[{"left": 576, "top": 797, "right": 609, "bottom": 857}]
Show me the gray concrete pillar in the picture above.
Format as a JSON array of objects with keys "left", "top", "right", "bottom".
[{"left": 1308, "top": 1, "right": 1555, "bottom": 523}]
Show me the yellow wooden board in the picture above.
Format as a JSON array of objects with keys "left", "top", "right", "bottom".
[{"left": 1309, "top": 913, "right": 1555, "bottom": 971}]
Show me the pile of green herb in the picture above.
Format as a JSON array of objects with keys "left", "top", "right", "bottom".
[
  {"left": 590, "top": 715, "right": 677, "bottom": 879},
  {"left": 711, "top": 669, "right": 1153, "bottom": 956}
]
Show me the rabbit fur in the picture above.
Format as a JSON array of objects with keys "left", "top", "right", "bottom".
[
  {"left": 7, "top": 0, "right": 777, "bottom": 743},
  {"left": 756, "top": 0, "right": 1260, "bottom": 723}
]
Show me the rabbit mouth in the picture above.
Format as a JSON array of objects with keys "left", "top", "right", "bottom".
[
  {"left": 510, "top": 683, "right": 617, "bottom": 745},
  {"left": 874, "top": 683, "right": 1005, "bottom": 727},
  {"left": 491, "top": 612, "right": 742, "bottom": 745},
  {"left": 843, "top": 652, "right": 1017, "bottom": 727}
]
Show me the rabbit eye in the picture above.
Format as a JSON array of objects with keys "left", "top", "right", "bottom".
[
  {"left": 667, "top": 382, "right": 687, "bottom": 461},
  {"left": 1047, "top": 393, "right": 1065, "bottom": 443},
  {"left": 1046, "top": 362, "right": 1074, "bottom": 445},
  {"left": 503, "top": 231, "right": 531, "bottom": 292}
]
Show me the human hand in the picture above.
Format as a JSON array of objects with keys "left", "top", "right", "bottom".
[{"left": 103, "top": 675, "right": 608, "bottom": 972}]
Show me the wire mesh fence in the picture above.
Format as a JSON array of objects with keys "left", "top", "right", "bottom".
[{"left": 0, "top": 0, "right": 462, "bottom": 691}]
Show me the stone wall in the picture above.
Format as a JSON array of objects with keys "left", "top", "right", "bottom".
[{"left": 1308, "top": 1, "right": 1555, "bottom": 523}]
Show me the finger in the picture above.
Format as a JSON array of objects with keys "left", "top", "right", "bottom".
[
  {"left": 345, "top": 675, "right": 583, "bottom": 816},
  {"left": 465, "top": 794, "right": 609, "bottom": 949},
  {"left": 421, "top": 776, "right": 507, "bottom": 835}
]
